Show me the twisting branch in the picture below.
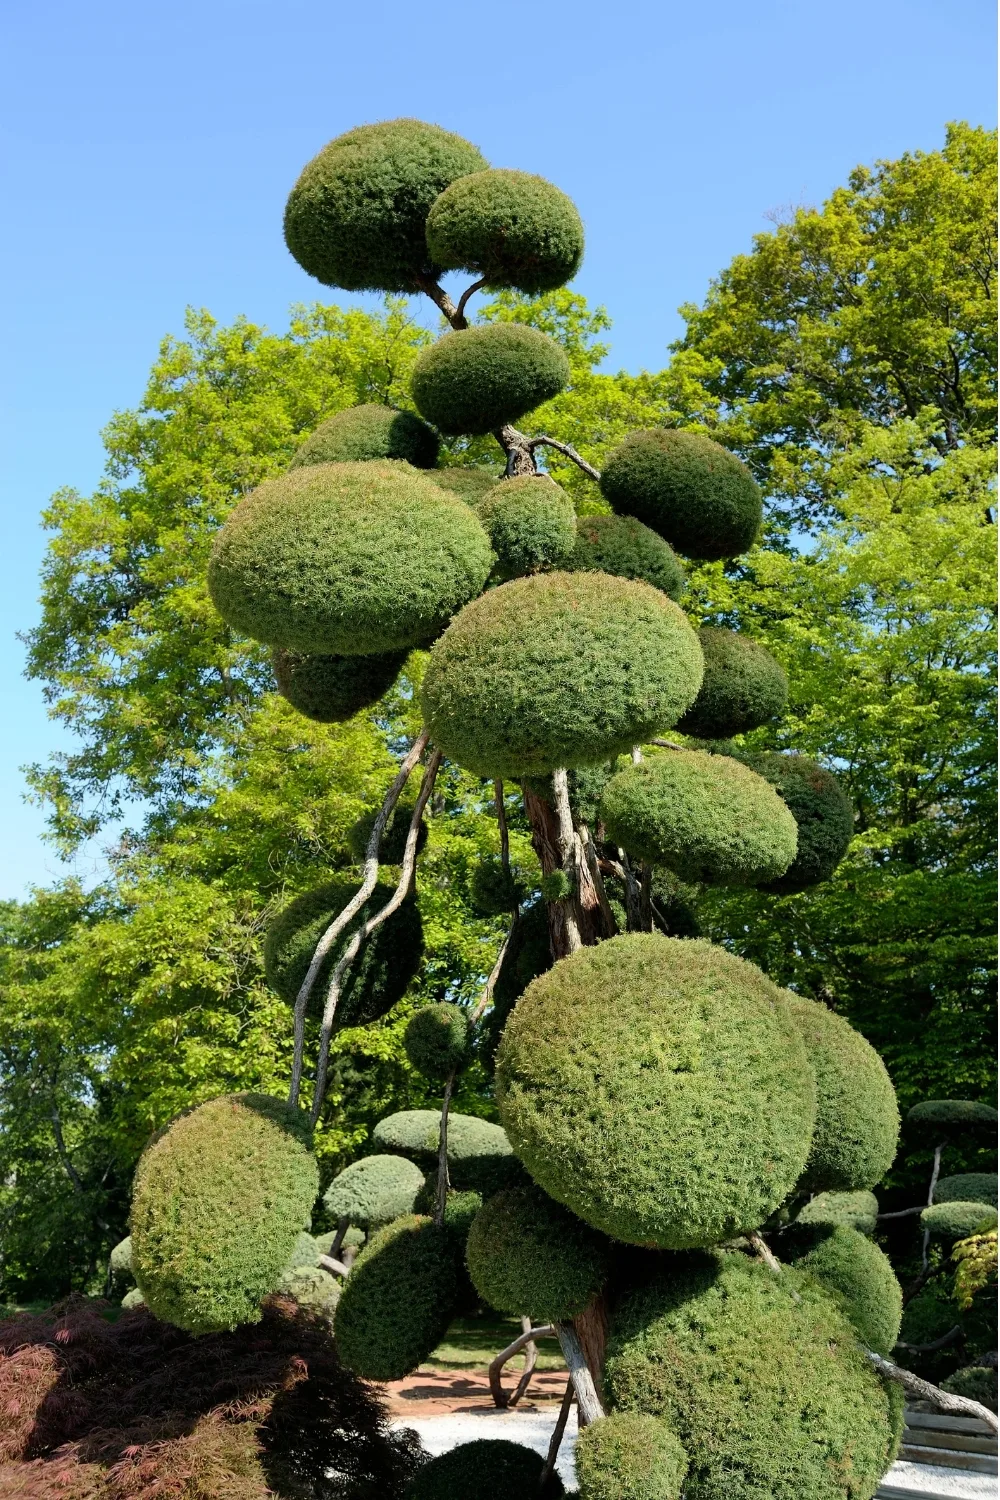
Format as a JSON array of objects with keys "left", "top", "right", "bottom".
[
  {"left": 578, "top": 823, "right": 618, "bottom": 936},
  {"left": 455, "top": 276, "right": 488, "bottom": 322},
  {"left": 539, "top": 1377, "right": 575, "bottom": 1488},
  {"left": 866, "top": 1351, "right": 999, "bottom": 1433},
  {"left": 470, "top": 926, "right": 515, "bottom": 1026},
  {"left": 528, "top": 435, "right": 601, "bottom": 483},
  {"left": 413, "top": 274, "right": 465, "bottom": 328},
  {"left": 895, "top": 1324, "right": 963, "bottom": 1354},
  {"left": 488, "top": 1323, "right": 555, "bottom": 1408},
  {"left": 434, "top": 1072, "right": 455, "bottom": 1227},
  {"left": 551, "top": 769, "right": 582, "bottom": 953}
]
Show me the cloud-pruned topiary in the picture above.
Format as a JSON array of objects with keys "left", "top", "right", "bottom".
[
  {"left": 130, "top": 1094, "right": 319, "bottom": 1335},
  {"left": 208, "top": 460, "right": 493, "bottom": 655},
  {"left": 323, "top": 1154, "right": 426, "bottom": 1230},
  {"left": 575, "top": 1411, "right": 689, "bottom": 1500},
  {"left": 922, "top": 1201, "right": 999, "bottom": 1242},
  {"left": 272, "top": 646, "right": 407, "bottom": 723},
  {"left": 421, "top": 573, "right": 704, "bottom": 779},
  {"left": 426, "top": 169, "right": 584, "bottom": 293},
  {"left": 284, "top": 119, "right": 488, "bottom": 292},
  {"left": 782, "top": 991, "right": 899, "bottom": 1193},
  {"left": 466, "top": 1185, "right": 609, "bottom": 1323},
  {"left": 600, "top": 429, "right": 762, "bottom": 561},
  {"left": 936, "top": 1173, "right": 999, "bottom": 1206},
  {"left": 496, "top": 935, "right": 816, "bottom": 1248},
  {"left": 429, "top": 467, "right": 503, "bottom": 505},
  {"left": 569, "top": 513, "right": 685, "bottom": 601},
  {"left": 605, "top": 1251, "right": 895, "bottom": 1500},
  {"left": 373, "top": 1110, "right": 522, "bottom": 1197},
  {"left": 790, "top": 1224, "right": 903, "bottom": 1355},
  {"left": 478, "top": 475, "right": 577, "bottom": 577},
  {"left": 404, "top": 1003, "right": 470, "bottom": 1081},
  {"left": 908, "top": 1100, "right": 1000, "bottom": 1135},
  {"left": 288, "top": 403, "right": 440, "bottom": 469},
  {"left": 599, "top": 750, "right": 798, "bottom": 887},
  {"left": 263, "top": 877, "right": 423, "bottom": 1023},
  {"left": 734, "top": 751, "right": 854, "bottom": 893},
  {"left": 795, "top": 1190, "right": 880, "bottom": 1237},
  {"left": 333, "top": 1214, "right": 457, "bottom": 1380},
  {"left": 411, "top": 324, "right": 571, "bottom": 435},
  {"left": 403, "top": 1438, "right": 565, "bottom": 1498},
  {"left": 676, "top": 628, "right": 788, "bottom": 738}
]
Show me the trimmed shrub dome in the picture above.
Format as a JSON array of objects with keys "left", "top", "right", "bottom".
[
  {"left": 795, "top": 1190, "right": 880, "bottom": 1236},
  {"left": 922, "top": 1201, "right": 999, "bottom": 1241},
  {"left": 599, "top": 750, "right": 798, "bottom": 886},
  {"left": 289, "top": 403, "right": 440, "bottom": 469},
  {"left": 478, "top": 475, "right": 577, "bottom": 577},
  {"left": 373, "top": 1109, "right": 521, "bottom": 1197},
  {"left": 208, "top": 460, "right": 493, "bottom": 655},
  {"left": 425, "top": 168, "right": 584, "bottom": 293},
  {"left": 109, "top": 1235, "right": 132, "bottom": 1276},
  {"left": 466, "top": 1185, "right": 609, "bottom": 1323},
  {"left": 496, "top": 935, "right": 816, "bottom": 1248},
  {"left": 130, "top": 1094, "right": 319, "bottom": 1334},
  {"left": 735, "top": 751, "right": 854, "bottom": 892},
  {"left": 284, "top": 119, "right": 487, "bottom": 292},
  {"left": 790, "top": 1224, "right": 903, "bottom": 1354},
  {"left": 783, "top": 991, "right": 899, "bottom": 1192},
  {"left": 421, "top": 572, "right": 704, "bottom": 779},
  {"left": 600, "top": 429, "right": 763, "bottom": 561},
  {"left": 908, "top": 1099, "right": 999, "bottom": 1134},
  {"left": 334, "top": 1214, "right": 457, "bottom": 1380},
  {"left": 403, "top": 1438, "right": 564, "bottom": 1499},
  {"left": 411, "top": 323, "right": 570, "bottom": 435},
  {"left": 936, "top": 1173, "right": 999, "bottom": 1206},
  {"left": 272, "top": 646, "right": 407, "bottom": 722},
  {"left": 404, "top": 1003, "right": 470, "bottom": 1080},
  {"left": 569, "top": 512, "right": 685, "bottom": 601},
  {"left": 676, "top": 628, "right": 788, "bottom": 738},
  {"left": 575, "top": 1412, "right": 688, "bottom": 1500},
  {"left": 323, "top": 1154, "right": 425, "bottom": 1229}
]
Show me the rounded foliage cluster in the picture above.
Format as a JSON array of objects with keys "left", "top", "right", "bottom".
[
  {"left": 908, "top": 1099, "right": 999, "bottom": 1134},
  {"left": 465, "top": 1185, "right": 609, "bottom": 1323},
  {"left": 426, "top": 168, "right": 584, "bottom": 293},
  {"left": 569, "top": 512, "right": 685, "bottom": 600},
  {"left": 605, "top": 1251, "right": 895, "bottom": 1500},
  {"left": 942, "top": 1366, "right": 998, "bottom": 1414},
  {"left": 790, "top": 1224, "right": 902, "bottom": 1354},
  {"left": 600, "top": 750, "right": 798, "bottom": 887},
  {"left": 600, "top": 429, "right": 762, "bottom": 561},
  {"left": 274, "top": 1264, "right": 341, "bottom": 1322},
  {"left": 496, "top": 935, "right": 816, "bottom": 1248},
  {"left": 422, "top": 572, "right": 704, "bottom": 779},
  {"left": 334, "top": 1214, "right": 457, "bottom": 1381},
  {"left": 272, "top": 646, "right": 407, "bottom": 723},
  {"left": 575, "top": 1411, "right": 689, "bottom": 1500},
  {"left": 263, "top": 876, "right": 423, "bottom": 1024},
  {"left": 411, "top": 324, "right": 570, "bottom": 435},
  {"left": 936, "top": 1173, "right": 999, "bottom": 1206},
  {"left": 782, "top": 991, "right": 899, "bottom": 1193},
  {"left": 323, "top": 1154, "right": 425, "bottom": 1230},
  {"left": 795, "top": 1190, "right": 880, "bottom": 1236},
  {"left": 478, "top": 475, "right": 577, "bottom": 578},
  {"left": 404, "top": 1003, "right": 470, "bottom": 1081},
  {"left": 469, "top": 854, "right": 530, "bottom": 916},
  {"left": 208, "top": 460, "right": 493, "bottom": 655},
  {"left": 373, "top": 1110, "right": 522, "bottom": 1197},
  {"left": 676, "top": 628, "right": 788, "bottom": 738},
  {"left": 288, "top": 403, "right": 440, "bottom": 469},
  {"left": 284, "top": 119, "right": 488, "bottom": 292},
  {"left": 109, "top": 1235, "right": 132, "bottom": 1277},
  {"left": 130, "top": 1094, "right": 319, "bottom": 1335},
  {"left": 922, "top": 1201, "right": 999, "bottom": 1241},
  {"left": 403, "top": 1438, "right": 564, "bottom": 1499},
  {"left": 429, "top": 467, "right": 502, "bottom": 505},
  {"left": 736, "top": 752, "right": 854, "bottom": 892}
]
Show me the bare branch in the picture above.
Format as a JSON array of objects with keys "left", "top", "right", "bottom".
[
  {"left": 497, "top": 423, "right": 538, "bottom": 476},
  {"left": 748, "top": 1231, "right": 782, "bottom": 1275},
  {"left": 528, "top": 435, "right": 601, "bottom": 483},
  {"left": 51, "top": 1103, "right": 84, "bottom": 1194},
  {"left": 470, "top": 923, "right": 516, "bottom": 1026},
  {"left": 551, "top": 769, "right": 582, "bottom": 953},
  {"left": 895, "top": 1324, "right": 963, "bottom": 1354},
  {"left": 878, "top": 1205, "right": 925, "bottom": 1220},
  {"left": 650, "top": 738, "right": 685, "bottom": 751},
  {"left": 618, "top": 847, "right": 643, "bottom": 932},
  {"left": 865, "top": 1350, "right": 999, "bottom": 1433},
  {"left": 539, "top": 1377, "right": 575, "bottom": 1487},
  {"left": 455, "top": 276, "right": 488, "bottom": 322},
  {"left": 555, "top": 1321, "right": 605, "bottom": 1426},
  {"left": 488, "top": 1323, "right": 555, "bottom": 1408},
  {"left": 494, "top": 780, "right": 512, "bottom": 878},
  {"left": 413, "top": 274, "right": 465, "bottom": 329},
  {"left": 434, "top": 1073, "right": 455, "bottom": 1227},
  {"left": 319, "top": 1254, "right": 351, "bottom": 1278}
]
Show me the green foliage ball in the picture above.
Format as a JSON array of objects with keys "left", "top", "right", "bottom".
[
  {"left": 942, "top": 1366, "right": 998, "bottom": 1414},
  {"left": 272, "top": 646, "right": 407, "bottom": 722},
  {"left": 274, "top": 1263, "right": 341, "bottom": 1322},
  {"left": 922, "top": 1200, "right": 999, "bottom": 1241},
  {"left": 411, "top": 324, "right": 571, "bottom": 435},
  {"left": 469, "top": 855, "right": 530, "bottom": 916},
  {"left": 289, "top": 403, "right": 440, "bottom": 469},
  {"left": 373, "top": 1110, "right": 522, "bottom": 1197},
  {"left": 735, "top": 752, "right": 854, "bottom": 892},
  {"left": 347, "top": 790, "right": 429, "bottom": 864},
  {"left": 478, "top": 475, "right": 577, "bottom": 578},
  {"left": 130, "top": 1094, "right": 319, "bottom": 1335},
  {"left": 429, "top": 467, "right": 502, "bottom": 505},
  {"left": 575, "top": 1412, "right": 688, "bottom": 1500},
  {"left": 569, "top": 513, "right": 686, "bottom": 601},
  {"left": 783, "top": 991, "right": 899, "bottom": 1192},
  {"left": 120, "top": 1286, "right": 145, "bottom": 1310},
  {"left": 676, "top": 628, "right": 788, "bottom": 738},
  {"left": 605, "top": 1251, "right": 895, "bottom": 1500},
  {"left": 284, "top": 119, "right": 488, "bottom": 292},
  {"left": 422, "top": 572, "right": 704, "bottom": 779},
  {"left": 208, "top": 460, "right": 493, "bottom": 655},
  {"left": 539, "top": 869, "right": 572, "bottom": 901},
  {"left": 599, "top": 750, "right": 798, "bottom": 886},
  {"left": 426, "top": 169, "right": 584, "bottom": 293},
  {"left": 600, "top": 429, "right": 763, "bottom": 561},
  {"left": 908, "top": 1099, "right": 1000, "bottom": 1135},
  {"left": 795, "top": 1190, "right": 879, "bottom": 1236},
  {"left": 496, "top": 934, "right": 816, "bottom": 1248},
  {"left": 404, "top": 1003, "right": 470, "bottom": 1081},
  {"left": 263, "top": 876, "right": 423, "bottom": 1024},
  {"left": 936, "top": 1173, "right": 999, "bottom": 1206},
  {"left": 465, "top": 1185, "right": 609, "bottom": 1323},
  {"left": 791, "top": 1224, "right": 903, "bottom": 1355},
  {"left": 109, "top": 1235, "right": 132, "bottom": 1277},
  {"left": 403, "top": 1438, "right": 564, "bottom": 1499},
  {"left": 333, "top": 1214, "right": 457, "bottom": 1381},
  {"left": 323, "top": 1154, "right": 426, "bottom": 1230}
]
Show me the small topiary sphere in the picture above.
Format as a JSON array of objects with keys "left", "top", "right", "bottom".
[
  {"left": 274, "top": 1264, "right": 341, "bottom": 1322},
  {"left": 422, "top": 572, "right": 704, "bottom": 779},
  {"left": 323, "top": 1155, "right": 426, "bottom": 1230},
  {"left": 288, "top": 404, "right": 440, "bottom": 469},
  {"left": 333, "top": 1214, "right": 457, "bottom": 1380},
  {"left": 599, "top": 751, "right": 798, "bottom": 887},
  {"left": 795, "top": 1190, "right": 880, "bottom": 1236},
  {"left": 429, "top": 467, "right": 502, "bottom": 505},
  {"left": 600, "top": 429, "right": 763, "bottom": 561},
  {"left": 478, "top": 475, "right": 577, "bottom": 578},
  {"left": 411, "top": 324, "right": 571, "bottom": 436},
  {"left": 575, "top": 1412, "right": 688, "bottom": 1500},
  {"left": 263, "top": 877, "right": 423, "bottom": 1024},
  {"left": 496, "top": 935, "right": 816, "bottom": 1248},
  {"left": 908, "top": 1099, "right": 1000, "bottom": 1136},
  {"left": 790, "top": 1224, "right": 903, "bottom": 1355},
  {"left": 936, "top": 1173, "right": 999, "bottom": 1206},
  {"left": 942, "top": 1365, "right": 998, "bottom": 1414},
  {"left": 404, "top": 1003, "right": 470, "bottom": 1081},
  {"left": 782, "top": 991, "right": 899, "bottom": 1193},
  {"left": 675, "top": 628, "right": 788, "bottom": 738},
  {"left": 734, "top": 752, "right": 854, "bottom": 892},
  {"left": 109, "top": 1235, "right": 132, "bottom": 1277},
  {"left": 569, "top": 513, "right": 685, "bottom": 601},
  {"left": 922, "top": 1201, "right": 999, "bottom": 1242},
  {"left": 272, "top": 646, "right": 407, "bottom": 722},
  {"left": 284, "top": 119, "right": 488, "bottom": 292},
  {"left": 465, "top": 1185, "right": 609, "bottom": 1323},
  {"left": 130, "top": 1094, "right": 319, "bottom": 1335},
  {"left": 403, "top": 1438, "right": 564, "bottom": 1499},
  {"left": 208, "top": 460, "right": 493, "bottom": 655},
  {"left": 347, "top": 791, "right": 429, "bottom": 864},
  {"left": 373, "top": 1110, "right": 522, "bottom": 1197},
  {"left": 469, "top": 855, "right": 530, "bottom": 916},
  {"left": 121, "top": 1286, "right": 145, "bottom": 1310},
  {"left": 426, "top": 169, "right": 584, "bottom": 294}
]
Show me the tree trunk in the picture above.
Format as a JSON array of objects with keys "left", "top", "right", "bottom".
[{"left": 521, "top": 781, "right": 609, "bottom": 957}]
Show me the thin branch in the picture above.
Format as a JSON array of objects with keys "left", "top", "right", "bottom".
[
  {"left": 470, "top": 924, "right": 516, "bottom": 1026},
  {"left": 434, "top": 1073, "right": 455, "bottom": 1228},
  {"left": 319, "top": 1254, "right": 351, "bottom": 1278},
  {"left": 865, "top": 1351, "right": 999, "bottom": 1433},
  {"left": 551, "top": 769, "right": 582, "bottom": 953},
  {"left": 539, "top": 1377, "right": 575, "bottom": 1489},
  {"left": 895, "top": 1324, "right": 963, "bottom": 1354},
  {"left": 878, "top": 1205, "right": 925, "bottom": 1220},
  {"left": 555, "top": 1321, "right": 605, "bottom": 1426},
  {"left": 650, "top": 738, "right": 685, "bottom": 751},
  {"left": 507, "top": 1317, "right": 540, "bottom": 1409},
  {"left": 50, "top": 1103, "right": 84, "bottom": 1194},
  {"left": 494, "top": 780, "right": 512, "bottom": 878},
  {"left": 455, "top": 276, "right": 488, "bottom": 322},
  {"left": 489, "top": 1324, "right": 555, "bottom": 1408},
  {"left": 413, "top": 274, "right": 465, "bottom": 328},
  {"left": 928, "top": 1143, "right": 944, "bottom": 1204},
  {"left": 639, "top": 861, "right": 652, "bottom": 932},
  {"left": 528, "top": 435, "right": 601, "bottom": 483},
  {"left": 618, "top": 847, "right": 643, "bottom": 932},
  {"left": 748, "top": 1231, "right": 782, "bottom": 1275}
]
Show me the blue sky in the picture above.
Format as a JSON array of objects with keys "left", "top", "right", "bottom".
[{"left": 0, "top": 0, "right": 995, "bottom": 900}]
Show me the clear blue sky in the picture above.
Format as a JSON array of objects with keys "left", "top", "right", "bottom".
[{"left": 0, "top": 0, "right": 995, "bottom": 899}]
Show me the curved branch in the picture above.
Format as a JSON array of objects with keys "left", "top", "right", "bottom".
[
  {"left": 319, "top": 1254, "right": 351, "bottom": 1278},
  {"left": 539, "top": 1377, "right": 575, "bottom": 1488},
  {"left": 434, "top": 1072, "right": 455, "bottom": 1227},
  {"left": 552, "top": 769, "right": 582, "bottom": 953},
  {"left": 528, "top": 435, "right": 601, "bottom": 483},
  {"left": 455, "top": 276, "right": 488, "bottom": 322},
  {"left": 895, "top": 1324, "right": 963, "bottom": 1354},
  {"left": 413, "top": 274, "right": 465, "bottom": 328},
  {"left": 878, "top": 1205, "right": 925, "bottom": 1220},
  {"left": 488, "top": 1323, "right": 555, "bottom": 1408},
  {"left": 469, "top": 923, "right": 516, "bottom": 1026},
  {"left": 865, "top": 1350, "right": 998, "bottom": 1433}
]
